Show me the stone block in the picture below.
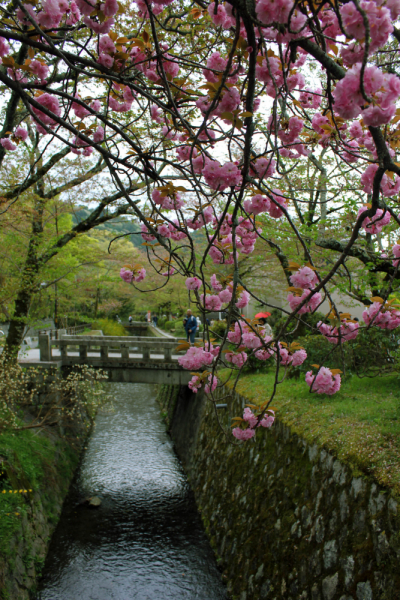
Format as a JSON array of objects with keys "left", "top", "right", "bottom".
[
  {"left": 350, "top": 478, "right": 365, "bottom": 499},
  {"left": 356, "top": 581, "right": 373, "bottom": 600},
  {"left": 322, "top": 573, "right": 339, "bottom": 600},
  {"left": 341, "top": 555, "right": 354, "bottom": 589},
  {"left": 323, "top": 540, "right": 338, "bottom": 570},
  {"left": 260, "top": 579, "right": 272, "bottom": 599},
  {"left": 311, "top": 583, "right": 321, "bottom": 600}
]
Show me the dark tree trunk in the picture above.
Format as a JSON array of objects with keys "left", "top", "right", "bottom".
[{"left": 3, "top": 192, "right": 45, "bottom": 362}]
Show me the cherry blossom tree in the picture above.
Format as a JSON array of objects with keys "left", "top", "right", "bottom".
[{"left": 2, "top": 0, "right": 400, "bottom": 437}]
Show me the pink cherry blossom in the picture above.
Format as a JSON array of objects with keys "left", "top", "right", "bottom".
[
  {"left": 0, "top": 37, "right": 10, "bottom": 57},
  {"left": 31, "top": 93, "right": 61, "bottom": 132},
  {"left": 244, "top": 194, "right": 270, "bottom": 215},
  {"left": 236, "top": 290, "right": 250, "bottom": 308},
  {"left": 141, "top": 223, "right": 155, "bottom": 241},
  {"left": 299, "top": 87, "right": 322, "bottom": 109},
  {"left": 392, "top": 243, "right": 400, "bottom": 267},
  {"left": 188, "top": 375, "right": 202, "bottom": 393},
  {"left": 287, "top": 290, "right": 322, "bottom": 315},
  {"left": 251, "top": 156, "right": 276, "bottom": 179},
  {"left": 133, "top": 268, "right": 146, "bottom": 282},
  {"left": 290, "top": 266, "right": 318, "bottom": 290},
  {"left": 185, "top": 277, "right": 202, "bottom": 291},
  {"left": 340, "top": 1, "right": 392, "bottom": 52},
  {"left": 219, "top": 288, "right": 233, "bottom": 303},
  {"left": 76, "top": 0, "right": 96, "bottom": 16},
  {"left": 30, "top": 59, "right": 49, "bottom": 81},
  {"left": 120, "top": 267, "right": 133, "bottom": 283},
  {"left": 268, "top": 189, "right": 287, "bottom": 218},
  {"left": 200, "top": 294, "right": 222, "bottom": 311},
  {"left": 357, "top": 205, "right": 390, "bottom": 234},
  {"left": 178, "top": 346, "right": 214, "bottom": 370},
  {"left": 93, "top": 126, "right": 105, "bottom": 143},
  {"left": 232, "top": 427, "right": 255, "bottom": 440},
  {"left": 362, "top": 302, "right": 400, "bottom": 330},
  {"left": 210, "top": 274, "right": 223, "bottom": 292},
  {"left": 317, "top": 320, "right": 359, "bottom": 344},
  {"left": 333, "top": 64, "right": 400, "bottom": 123},
  {"left": 291, "top": 348, "right": 307, "bottom": 366},
  {"left": 259, "top": 413, "right": 275, "bottom": 428},
  {"left": 227, "top": 322, "right": 243, "bottom": 345},
  {"left": 0, "top": 138, "right": 16, "bottom": 151},
  {"left": 225, "top": 351, "right": 248, "bottom": 368},
  {"left": 243, "top": 407, "right": 258, "bottom": 428},
  {"left": 66, "top": 1, "right": 80, "bottom": 24},
  {"left": 306, "top": 367, "right": 341, "bottom": 395},
  {"left": 14, "top": 126, "right": 28, "bottom": 141},
  {"left": 102, "top": 0, "right": 118, "bottom": 16},
  {"left": 242, "top": 331, "right": 262, "bottom": 349},
  {"left": 98, "top": 52, "right": 114, "bottom": 68},
  {"left": 256, "top": 0, "right": 294, "bottom": 26},
  {"left": 254, "top": 347, "right": 274, "bottom": 360},
  {"left": 205, "top": 374, "right": 218, "bottom": 394}
]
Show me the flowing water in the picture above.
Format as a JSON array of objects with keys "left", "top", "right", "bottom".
[{"left": 36, "top": 382, "right": 228, "bottom": 600}]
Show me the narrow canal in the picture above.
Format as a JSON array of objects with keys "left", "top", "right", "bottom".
[{"left": 36, "top": 382, "right": 228, "bottom": 599}]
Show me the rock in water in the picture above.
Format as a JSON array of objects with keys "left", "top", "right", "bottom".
[{"left": 88, "top": 496, "right": 102, "bottom": 508}]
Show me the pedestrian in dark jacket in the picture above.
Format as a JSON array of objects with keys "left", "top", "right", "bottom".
[{"left": 184, "top": 309, "right": 197, "bottom": 344}]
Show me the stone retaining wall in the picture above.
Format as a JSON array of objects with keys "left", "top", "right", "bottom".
[
  {"left": 161, "top": 384, "right": 400, "bottom": 600},
  {"left": 0, "top": 438, "right": 82, "bottom": 599},
  {"left": 0, "top": 367, "right": 90, "bottom": 599}
]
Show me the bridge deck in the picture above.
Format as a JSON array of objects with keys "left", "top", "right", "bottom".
[{"left": 32, "top": 334, "right": 193, "bottom": 385}]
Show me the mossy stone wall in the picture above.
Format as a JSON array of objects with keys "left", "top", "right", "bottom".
[
  {"left": 0, "top": 404, "right": 89, "bottom": 599},
  {"left": 161, "top": 384, "right": 400, "bottom": 600},
  {"left": 0, "top": 441, "right": 81, "bottom": 599}
]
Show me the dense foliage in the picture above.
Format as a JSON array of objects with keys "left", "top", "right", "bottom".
[{"left": 2, "top": 0, "right": 400, "bottom": 437}]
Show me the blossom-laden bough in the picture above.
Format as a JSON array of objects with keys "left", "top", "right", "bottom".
[{"left": 2, "top": 0, "right": 400, "bottom": 441}]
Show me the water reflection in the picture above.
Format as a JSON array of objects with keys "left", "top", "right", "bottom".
[{"left": 37, "top": 383, "right": 227, "bottom": 600}]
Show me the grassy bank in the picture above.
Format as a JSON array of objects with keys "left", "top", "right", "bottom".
[
  {"left": 0, "top": 429, "right": 80, "bottom": 560},
  {"left": 222, "top": 370, "right": 400, "bottom": 497}
]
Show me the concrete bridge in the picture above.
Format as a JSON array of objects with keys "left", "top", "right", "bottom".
[
  {"left": 121, "top": 321, "right": 150, "bottom": 335},
  {"left": 28, "top": 333, "right": 192, "bottom": 385}
]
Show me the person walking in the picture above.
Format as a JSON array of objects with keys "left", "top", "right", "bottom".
[
  {"left": 184, "top": 309, "right": 197, "bottom": 345},
  {"left": 128, "top": 315, "right": 133, "bottom": 325},
  {"left": 152, "top": 315, "right": 158, "bottom": 327}
]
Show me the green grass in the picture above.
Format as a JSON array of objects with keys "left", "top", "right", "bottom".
[
  {"left": 91, "top": 319, "right": 127, "bottom": 336},
  {"left": 221, "top": 369, "right": 400, "bottom": 497},
  {"left": 0, "top": 429, "right": 79, "bottom": 556}
]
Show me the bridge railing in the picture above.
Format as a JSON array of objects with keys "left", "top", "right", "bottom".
[
  {"left": 39, "top": 334, "right": 185, "bottom": 364},
  {"left": 37, "top": 324, "right": 91, "bottom": 340}
]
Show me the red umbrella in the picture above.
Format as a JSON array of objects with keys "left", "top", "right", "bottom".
[{"left": 255, "top": 312, "right": 271, "bottom": 318}]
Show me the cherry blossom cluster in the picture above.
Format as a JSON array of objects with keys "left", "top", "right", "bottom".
[
  {"left": 232, "top": 407, "right": 275, "bottom": 441},
  {"left": 119, "top": 266, "right": 146, "bottom": 283},
  {"left": 317, "top": 321, "right": 359, "bottom": 344},
  {"left": 362, "top": 302, "right": 400, "bottom": 330},
  {"left": 305, "top": 367, "right": 342, "bottom": 396}
]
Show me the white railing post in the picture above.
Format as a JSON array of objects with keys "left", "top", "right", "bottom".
[
  {"left": 39, "top": 333, "right": 51, "bottom": 361},
  {"left": 79, "top": 342, "right": 87, "bottom": 360},
  {"left": 142, "top": 343, "right": 150, "bottom": 361}
]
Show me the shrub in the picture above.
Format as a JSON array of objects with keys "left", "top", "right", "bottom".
[
  {"left": 91, "top": 319, "right": 127, "bottom": 336},
  {"left": 210, "top": 320, "right": 227, "bottom": 340},
  {"left": 158, "top": 316, "right": 167, "bottom": 328},
  {"left": 295, "top": 326, "right": 400, "bottom": 377},
  {"left": 271, "top": 310, "right": 326, "bottom": 339}
]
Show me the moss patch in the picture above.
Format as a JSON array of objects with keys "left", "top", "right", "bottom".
[{"left": 221, "top": 369, "right": 400, "bottom": 498}]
